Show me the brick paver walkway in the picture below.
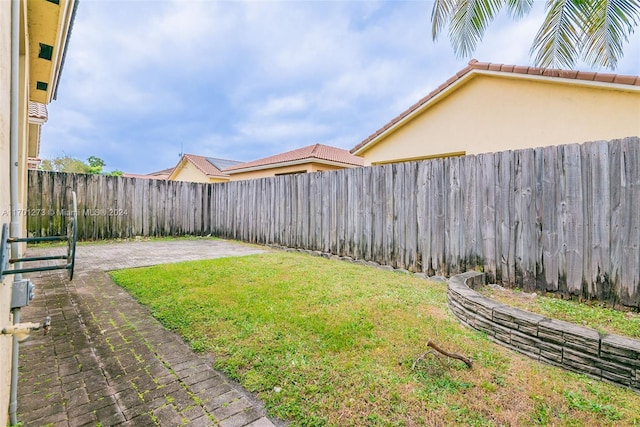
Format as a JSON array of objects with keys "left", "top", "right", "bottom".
[{"left": 15, "top": 239, "right": 280, "bottom": 427}]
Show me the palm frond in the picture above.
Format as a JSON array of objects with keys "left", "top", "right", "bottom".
[
  {"left": 505, "top": 0, "right": 534, "bottom": 18},
  {"left": 581, "top": 0, "right": 640, "bottom": 69},
  {"left": 449, "top": 0, "right": 505, "bottom": 58},
  {"left": 432, "top": 0, "right": 456, "bottom": 41},
  {"left": 530, "top": 0, "right": 587, "bottom": 69}
]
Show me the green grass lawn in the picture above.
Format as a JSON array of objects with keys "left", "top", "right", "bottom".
[{"left": 110, "top": 253, "right": 640, "bottom": 427}]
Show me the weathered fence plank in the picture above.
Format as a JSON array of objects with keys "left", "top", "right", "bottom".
[
  {"left": 540, "top": 146, "right": 559, "bottom": 291},
  {"left": 446, "top": 157, "right": 463, "bottom": 276},
  {"left": 561, "top": 144, "right": 585, "bottom": 296},
  {"left": 496, "top": 151, "right": 515, "bottom": 285},
  {"left": 405, "top": 162, "right": 418, "bottom": 272},
  {"left": 371, "top": 166, "right": 384, "bottom": 265},
  {"left": 416, "top": 161, "right": 429, "bottom": 274},
  {"left": 461, "top": 155, "right": 478, "bottom": 274},
  {"left": 618, "top": 138, "right": 640, "bottom": 307},
  {"left": 582, "top": 141, "right": 610, "bottom": 300},
  {"left": 394, "top": 162, "right": 406, "bottom": 270},
  {"left": 514, "top": 148, "right": 537, "bottom": 291},
  {"left": 431, "top": 159, "right": 446, "bottom": 276},
  {"left": 383, "top": 164, "right": 394, "bottom": 267},
  {"left": 477, "top": 153, "right": 496, "bottom": 282}
]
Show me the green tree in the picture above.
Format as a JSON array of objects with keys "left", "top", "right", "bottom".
[
  {"left": 40, "top": 156, "right": 91, "bottom": 174},
  {"left": 87, "top": 156, "right": 106, "bottom": 174},
  {"left": 431, "top": 0, "right": 640, "bottom": 69},
  {"left": 40, "top": 155, "right": 117, "bottom": 175}
]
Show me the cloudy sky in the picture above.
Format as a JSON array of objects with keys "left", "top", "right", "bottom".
[{"left": 42, "top": 0, "right": 640, "bottom": 174}]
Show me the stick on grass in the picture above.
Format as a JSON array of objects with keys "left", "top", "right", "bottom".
[
  {"left": 426, "top": 340, "right": 473, "bottom": 368},
  {"left": 412, "top": 340, "right": 473, "bottom": 370}
]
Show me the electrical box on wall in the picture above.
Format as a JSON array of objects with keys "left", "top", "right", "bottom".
[{"left": 11, "top": 279, "right": 35, "bottom": 309}]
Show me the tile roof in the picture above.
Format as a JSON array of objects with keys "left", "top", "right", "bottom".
[
  {"left": 182, "top": 154, "right": 240, "bottom": 178},
  {"left": 122, "top": 172, "right": 168, "bottom": 180},
  {"left": 148, "top": 167, "right": 174, "bottom": 177},
  {"left": 223, "top": 144, "right": 364, "bottom": 173},
  {"left": 28, "top": 101, "right": 48, "bottom": 121},
  {"left": 351, "top": 59, "right": 640, "bottom": 154}
]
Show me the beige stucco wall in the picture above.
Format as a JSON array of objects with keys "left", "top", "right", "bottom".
[
  {"left": 0, "top": 0, "right": 72, "bottom": 423},
  {"left": 308, "top": 163, "right": 347, "bottom": 173},
  {"left": 360, "top": 74, "right": 640, "bottom": 165},
  {"left": 171, "top": 160, "right": 208, "bottom": 183},
  {"left": 0, "top": 2, "right": 14, "bottom": 424},
  {"left": 18, "top": 52, "right": 29, "bottom": 240},
  {"left": 228, "top": 162, "right": 349, "bottom": 181},
  {"left": 0, "top": 1, "right": 29, "bottom": 424}
]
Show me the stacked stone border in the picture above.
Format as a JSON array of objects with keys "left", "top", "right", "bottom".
[{"left": 448, "top": 272, "right": 640, "bottom": 392}]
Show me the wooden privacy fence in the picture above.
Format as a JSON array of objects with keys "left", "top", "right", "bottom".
[{"left": 27, "top": 137, "right": 640, "bottom": 308}]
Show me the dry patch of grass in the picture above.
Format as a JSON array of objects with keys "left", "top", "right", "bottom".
[{"left": 110, "top": 253, "right": 640, "bottom": 427}]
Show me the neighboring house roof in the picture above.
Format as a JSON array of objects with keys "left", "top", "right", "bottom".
[
  {"left": 122, "top": 172, "right": 167, "bottom": 180},
  {"left": 27, "top": 157, "right": 42, "bottom": 170},
  {"left": 148, "top": 167, "right": 174, "bottom": 177},
  {"left": 206, "top": 157, "right": 243, "bottom": 170},
  {"left": 170, "top": 154, "right": 241, "bottom": 179},
  {"left": 28, "top": 102, "right": 48, "bottom": 157},
  {"left": 120, "top": 167, "right": 174, "bottom": 180},
  {"left": 351, "top": 59, "right": 640, "bottom": 155},
  {"left": 28, "top": 102, "right": 48, "bottom": 123},
  {"left": 223, "top": 144, "right": 364, "bottom": 174}
]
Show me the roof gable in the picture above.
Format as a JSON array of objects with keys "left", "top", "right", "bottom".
[
  {"left": 168, "top": 154, "right": 236, "bottom": 180},
  {"left": 351, "top": 59, "right": 640, "bottom": 155},
  {"left": 181, "top": 154, "right": 240, "bottom": 178}
]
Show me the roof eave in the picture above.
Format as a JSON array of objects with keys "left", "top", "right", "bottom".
[
  {"left": 225, "top": 158, "right": 362, "bottom": 175},
  {"left": 52, "top": 0, "right": 79, "bottom": 101},
  {"left": 351, "top": 70, "right": 477, "bottom": 156},
  {"left": 478, "top": 68, "right": 640, "bottom": 92},
  {"left": 167, "top": 157, "right": 187, "bottom": 180},
  {"left": 28, "top": 116, "right": 47, "bottom": 125}
]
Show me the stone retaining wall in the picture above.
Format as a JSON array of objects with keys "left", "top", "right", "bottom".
[{"left": 448, "top": 272, "right": 640, "bottom": 392}]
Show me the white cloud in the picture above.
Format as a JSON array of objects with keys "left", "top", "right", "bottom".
[
  {"left": 237, "top": 119, "right": 329, "bottom": 142},
  {"left": 43, "top": 0, "right": 640, "bottom": 174},
  {"left": 254, "top": 94, "right": 311, "bottom": 117}
]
